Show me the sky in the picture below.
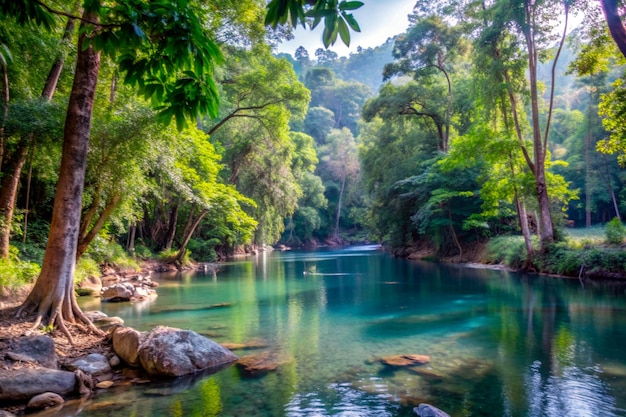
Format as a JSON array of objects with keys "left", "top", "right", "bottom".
[{"left": 275, "top": 0, "right": 417, "bottom": 57}]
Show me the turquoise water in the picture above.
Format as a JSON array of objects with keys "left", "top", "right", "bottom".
[{"left": 61, "top": 246, "right": 626, "bottom": 416}]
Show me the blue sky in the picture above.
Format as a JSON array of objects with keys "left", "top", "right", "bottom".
[{"left": 275, "top": 0, "right": 416, "bottom": 57}]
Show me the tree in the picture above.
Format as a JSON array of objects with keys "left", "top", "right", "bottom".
[
  {"left": 383, "top": 14, "right": 465, "bottom": 152},
  {"left": 318, "top": 128, "right": 359, "bottom": 239},
  {"left": 206, "top": 47, "right": 310, "bottom": 244},
  {"left": 2, "top": 0, "right": 223, "bottom": 340}
]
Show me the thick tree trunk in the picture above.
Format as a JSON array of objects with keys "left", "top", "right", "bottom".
[
  {"left": 18, "top": 12, "right": 102, "bottom": 341},
  {"left": 0, "top": 16, "right": 74, "bottom": 258}
]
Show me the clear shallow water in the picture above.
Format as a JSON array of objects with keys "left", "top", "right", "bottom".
[{"left": 57, "top": 246, "right": 626, "bottom": 416}]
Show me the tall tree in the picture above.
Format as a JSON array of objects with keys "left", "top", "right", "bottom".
[
  {"left": 318, "top": 128, "right": 359, "bottom": 239},
  {"left": 3, "top": 0, "right": 223, "bottom": 340}
]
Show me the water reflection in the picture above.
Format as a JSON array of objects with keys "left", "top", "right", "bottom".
[{"left": 65, "top": 248, "right": 626, "bottom": 417}]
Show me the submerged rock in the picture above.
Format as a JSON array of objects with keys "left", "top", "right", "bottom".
[
  {"left": 380, "top": 354, "right": 431, "bottom": 367},
  {"left": 236, "top": 351, "right": 292, "bottom": 376},
  {"left": 26, "top": 392, "right": 64, "bottom": 411},
  {"left": 138, "top": 326, "right": 238, "bottom": 377},
  {"left": 414, "top": 403, "right": 451, "bottom": 417}
]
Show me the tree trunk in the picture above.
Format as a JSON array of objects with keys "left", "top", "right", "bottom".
[
  {"left": 0, "top": 49, "right": 8, "bottom": 171},
  {"left": 76, "top": 195, "right": 122, "bottom": 259},
  {"left": 126, "top": 222, "right": 136, "bottom": 252},
  {"left": 516, "top": 196, "right": 534, "bottom": 259},
  {"left": 18, "top": 12, "right": 102, "bottom": 341},
  {"left": 174, "top": 208, "right": 209, "bottom": 264},
  {"left": 165, "top": 203, "right": 179, "bottom": 250},
  {"left": 334, "top": 174, "right": 346, "bottom": 239},
  {"left": 599, "top": 0, "right": 626, "bottom": 59},
  {"left": 0, "top": 16, "right": 74, "bottom": 258},
  {"left": 524, "top": 3, "right": 554, "bottom": 249},
  {"left": 0, "top": 144, "right": 28, "bottom": 257}
]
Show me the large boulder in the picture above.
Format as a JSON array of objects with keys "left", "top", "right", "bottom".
[
  {"left": 0, "top": 368, "right": 76, "bottom": 402},
  {"left": 414, "top": 403, "right": 451, "bottom": 417},
  {"left": 7, "top": 336, "right": 57, "bottom": 368},
  {"left": 138, "top": 326, "right": 238, "bottom": 377},
  {"left": 110, "top": 326, "right": 144, "bottom": 367},
  {"left": 76, "top": 275, "right": 102, "bottom": 296},
  {"left": 101, "top": 283, "right": 135, "bottom": 302}
]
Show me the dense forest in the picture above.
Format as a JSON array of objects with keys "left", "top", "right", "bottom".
[{"left": 2, "top": 0, "right": 626, "bottom": 308}]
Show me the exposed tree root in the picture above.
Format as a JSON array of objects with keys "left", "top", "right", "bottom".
[{"left": 16, "top": 289, "right": 104, "bottom": 345}]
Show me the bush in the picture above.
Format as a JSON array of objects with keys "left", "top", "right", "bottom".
[
  {"left": 187, "top": 238, "right": 219, "bottom": 262},
  {"left": 75, "top": 257, "right": 101, "bottom": 285},
  {"left": 605, "top": 217, "right": 626, "bottom": 245},
  {"left": 485, "top": 235, "right": 536, "bottom": 269},
  {"left": 0, "top": 246, "right": 40, "bottom": 290},
  {"left": 84, "top": 235, "right": 139, "bottom": 270}
]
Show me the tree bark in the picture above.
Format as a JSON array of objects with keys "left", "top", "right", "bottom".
[
  {"left": 0, "top": 145, "right": 28, "bottom": 257},
  {"left": 174, "top": 208, "right": 209, "bottom": 264},
  {"left": 599, "top": 0, "right": 626, "bottom": 59},
  {"left": 523, "top": 2, "right": 554, "bottom": 249},
  {"left": 76, "top": 194, "right": 122, "bottom": 259},
  {"left": 18, "top": 11, "right": 102, "bottom": 341},
  {"left": 164, "top": 203, "right": 179, "bottom": 250},
  {"left": 334, "top": 174, "right": 346, "bottom": 239},
  {"left": 0, "top": 16, "right": 75, "bottom": 258}
]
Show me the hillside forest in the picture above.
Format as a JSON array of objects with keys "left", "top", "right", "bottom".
[{"left": 2, "top": 0, "right": 626, "bottom": 304}]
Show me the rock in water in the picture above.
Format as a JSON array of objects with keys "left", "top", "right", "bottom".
[
  {"left": 414, "top": 403, "right": 451, "bottom": 417},
  {"left": 26, "top": 392, "right": 64, "bottom": 411},
  {"left": 138, "top": 326, "right": 238, "bottom": 377},
  {"left": 0, "top": 369, "right": 76, "bottom": 402}
]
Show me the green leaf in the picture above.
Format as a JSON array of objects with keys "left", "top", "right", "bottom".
[
  {"left": 342, "top": 12, "right": 360, "bottom": 32},
  {"left": 338, "top": 1, "right": 364, "bottom": 11},
  {"left": 337, "top": 16, "right": 350, "bottom": 46}
]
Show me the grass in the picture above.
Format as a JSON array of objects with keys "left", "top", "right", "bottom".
[{"left": 562, "top": 225, "right": 606, "bottom": 246}]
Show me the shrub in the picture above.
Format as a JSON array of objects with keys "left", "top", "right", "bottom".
[
  {"left": 0, "top": 246, "right": 40, "bottom": 289},
  {"left": 75, "top": 257, "right": 101, "bottom": 285},
  {"left": 187, "top": 238, "right": 219, "bottom": 262},
  {"left": 605, "top": 217, "right": 626, "bottom": 245},
  {"left": 485, "top": 236, "right": 535, "bottom": 269}
]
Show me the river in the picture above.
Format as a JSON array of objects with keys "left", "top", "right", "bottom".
[{"left": 59, "top": 245, "right": 626, "bottom": 416}]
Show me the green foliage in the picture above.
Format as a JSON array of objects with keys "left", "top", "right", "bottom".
[
  {"left": 599, "top": 77, "right": 626, "bottom": 166},
  {"left": 75, "top": 257, "right": 101, "bottom": 285},
  {"left": 485, "top": 236, "right": 536, "bottom": 269},
  {"left": 0, "top": 246, "right": 40, "bottom": 289},
  {"left": 84, "top": 235, "right": 139, "bottom": 270},
  {"left": 605, "top": 217, "right": 626, "bottom": 245},
  {"left": 541, "top": 242, "right": 626, "bottom": 276},
  {"left": 187, "top": 238, "right": 220, "bottom": 262},
  {"left": 265, "top": 0, "right": 363, "bottom": 47},
  {"left": 40, "top": 323, "right": 55, "bottom": 335},
  {"left": 133, "top": 244, "right": 153, "bottom": 260}
]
